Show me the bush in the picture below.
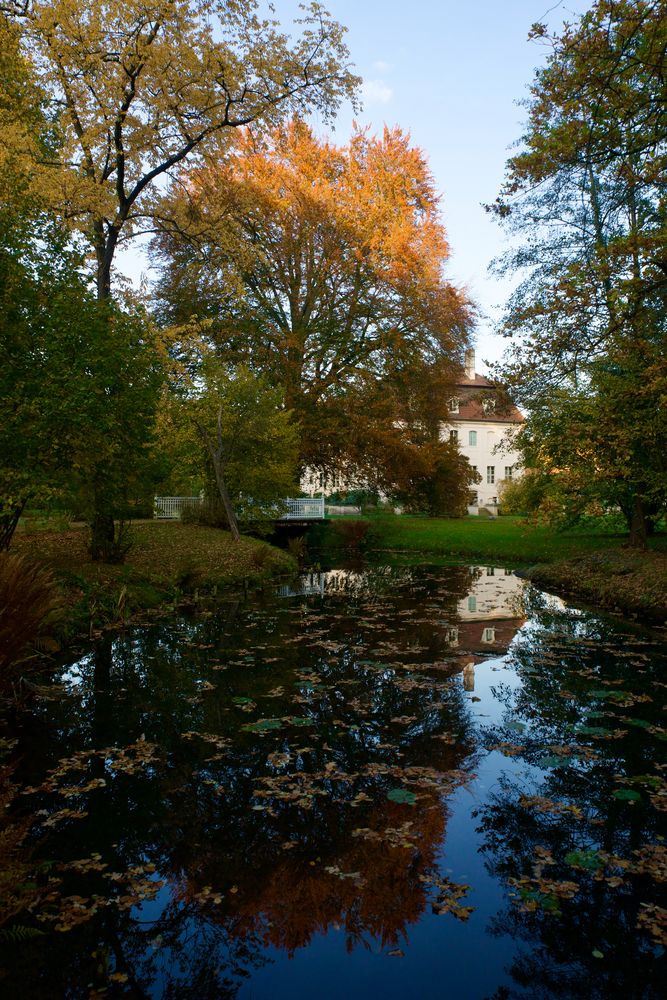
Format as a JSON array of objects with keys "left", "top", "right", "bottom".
[
  {"left": 0, "top": 554, "right": 62, "bottom": 679},
  {"left": 180, "top": 499, "right": 229, "bottom": 529},
  {"left": 328, "top": 519, "right": 370, "bottom": 550}
]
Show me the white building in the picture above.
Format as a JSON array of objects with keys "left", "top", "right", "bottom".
[{"left": 443, "top": 350, "right": 524, "bottom": 513}]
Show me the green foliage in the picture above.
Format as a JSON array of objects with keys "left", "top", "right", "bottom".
[
  {"left": 160, "top": 359, "right": 299, "bottom": 532},
  {"left": 491, "top": 0, "right": 667, "bottom": 547},
  {"left": 0, "top": 202, "right": 165, "bottom": 556}
]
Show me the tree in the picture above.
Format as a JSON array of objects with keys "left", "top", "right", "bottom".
[
  {"left": 490, "top": 0, "right": 667, "bottom": 545},
  {"left": 3, "top": 0, "right": 358, "bottom": 553},
  {"left": 154, "top": 120, "right": 473, "bottom": 488},
  {"left": 3, "top": 0, "right": 359, "bottom": 302},
  {"left": 0, "top": 218, "right": 165, "bottom": 555},
  {"left": 159, "top": 358, "right": 299, "bottom": 540}
]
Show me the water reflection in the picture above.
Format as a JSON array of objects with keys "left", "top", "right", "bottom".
[{"left": 3, "top": 565, "right": 665, "bottom": 999}]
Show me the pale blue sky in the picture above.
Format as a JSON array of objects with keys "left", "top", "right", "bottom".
[
  {"left": 295, "top": 0, "right": 591, "bottom": 370},
  {"left": 121, "top": 1, "right": 591, "bottom": 371}
]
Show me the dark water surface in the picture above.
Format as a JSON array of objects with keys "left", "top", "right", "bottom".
[{"left": 3, "top": 564, "right": 666, "bottom": 998}]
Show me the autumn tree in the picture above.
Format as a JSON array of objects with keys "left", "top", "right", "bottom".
[
  {"left": 490, "top": 0, "right": 667, "bottom": 545},
  {"left": 3, "top": 0, "right": 358, "bottom": 555},
  {"left": 154, "top": 120, "right": 473, "bottom": 490}
]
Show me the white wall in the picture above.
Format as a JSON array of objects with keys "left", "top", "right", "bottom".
[{"left": 443, "top": 418, "right": 522, "bottom": 508}]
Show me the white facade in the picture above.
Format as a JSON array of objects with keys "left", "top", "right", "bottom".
[{"left": 442, "top": 350, "right": 523, "bottom": 513}]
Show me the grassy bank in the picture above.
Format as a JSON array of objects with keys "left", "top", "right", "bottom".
[
  {"left": 12, "top": 521, "right": 296, "bottom": 644},
  {"left": 364, "top": 513, "right": 667, "bottom": 564},
  {"left": 361, "top": 514, "right": 667, "bottom": 625},
  {"left": 524, "top": 550, "right": 667, "bottom": 626}
]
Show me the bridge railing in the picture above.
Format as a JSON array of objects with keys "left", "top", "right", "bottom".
[
  {"left": 154, "top": 496, "right": 203, "bottom": 519},
  {"left": 280, "top": 497, "right": 326, "bottom": 520},
  {"left": 154, "top": 496, "right": 326, "bottom": 521}
]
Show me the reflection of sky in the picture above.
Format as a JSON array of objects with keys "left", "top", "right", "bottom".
[{"left": 11, "top": 563, "right": 667, "bottom": 999}]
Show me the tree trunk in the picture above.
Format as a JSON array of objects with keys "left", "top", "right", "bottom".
[
  {"left": 0, "top": 496, "right": 29, "bottom": 551},
  {"left": 210, "top": 453, "right": 241, "bottom": 543},
  {"left": 196, "top": 420, "right": 241, "bottom": 542},
  {"left": 627, "top": 494, "right": 648, "bottom": 549},
  {"left": 89, "top": 229, "right": 122, "bottom": 561},
  {"left": 90, "top": 480, "right": 117, "bottom": 562}
]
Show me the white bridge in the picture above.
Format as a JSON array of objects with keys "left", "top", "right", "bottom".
[{"left": 153, "top": 496, "right": 326, "bottom": 521}]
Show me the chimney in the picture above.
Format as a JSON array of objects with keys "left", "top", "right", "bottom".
[{"left": 464, "top": 349, "right": 475, "bottom": 380}]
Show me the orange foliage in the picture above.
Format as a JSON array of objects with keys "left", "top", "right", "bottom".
[{"left": 156, "top": 119, "right": 473, "bottom": 474}]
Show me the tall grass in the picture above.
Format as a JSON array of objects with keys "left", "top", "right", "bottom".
[{"left": 0, "top": 553, "right": 62, "bottom": 679}]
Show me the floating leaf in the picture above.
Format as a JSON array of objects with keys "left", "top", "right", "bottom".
[
  {"left": 564, "top": 849, "right": 604, "bottom": 872},
  {"left": 506, "top": 720, "right": 526, "bottom": 733},
  {"left": 538, "top": 755, "right": 564, "bottom": 769},
  {"left": 241, "top": 718, "right": 283, "bottom": 733},
  {"left": 387, "top": 788, "right": 417, "bottom": 806},
  {"left": 612, "top": 788, "right": 641, "bottom": 801}
]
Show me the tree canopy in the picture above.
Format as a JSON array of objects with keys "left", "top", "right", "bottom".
[
  {"left": 2, "top": 0, "right": 359, "bottom": 300},
  {"left": 154, "top": 120, "right": 473, "bottom": 490},
  {"left": 490, "top": 0, "right": 667, "bottom": 544}
]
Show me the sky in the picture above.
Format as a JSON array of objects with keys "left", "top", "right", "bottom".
[{"left": 121, "top": 0, "right": 591, "bottom": 373}]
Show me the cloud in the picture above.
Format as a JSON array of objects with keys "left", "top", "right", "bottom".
[
  {"left": 372, "top": 60, "right": 392, "bottom": 74},
  {"left": 361, "top": 79, "right": 393, "bottom": 105}
]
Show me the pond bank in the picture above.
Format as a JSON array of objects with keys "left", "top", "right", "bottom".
[
  {"left": 10, "top": 521, "right": 296, "bottom": 648},
  {"left": 524, "top": 549, "right": 667, "bottom": 627}
]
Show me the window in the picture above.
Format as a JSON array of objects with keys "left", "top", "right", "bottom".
[
  {"left": 505, "top": 465, "right": 513, "bottom": 479},
  {"left": 486, "top": 567, "right": 495, "bottom": 576},
  {"left": 471, "top": 464, "right": 478, "bottom": 474},
  {"left": 487, "top": 466, "right": 495, "bottom": 484},
  {"left": 450, "top": 429, "right": 458, "bottom": 442},
  {"left": 469, "top": 430, "right": 477, "bottom": 446},
  {"left": 448, "top": 397, "right": 460, "bottom": 414},
  {"left": 448, "top": 627, "right": 459, "bottom": 646},
  {"left": 467, "top": 595, "right": 477, "bottom": 612},
  {"left": 482, "top": 627, "right": 496, "bottom": 643},
  {"left": 482, "top": 397, "right": 496, "bottom": 415}
]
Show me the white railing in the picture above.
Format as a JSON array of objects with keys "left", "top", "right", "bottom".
[
  {"left": 154, "top": 496, "right": 203, "bottom": 519},
  {"left": 154, "top": 495, "right": 326, "bottom": 521},
  {"left": 280, "top": 496, "right": 326, "bottom": 520}
]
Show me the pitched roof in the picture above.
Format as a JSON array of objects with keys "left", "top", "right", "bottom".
[{"left": 450, "top": 371, "right": 524, "bottom": 424}]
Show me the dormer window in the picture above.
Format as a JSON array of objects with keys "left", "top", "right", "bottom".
[
  {"left": 481, "top": 397, "right": 496, "bottom": 415},
  {"left": 448, "top": 397, "right": 460, "bottom": 414}
]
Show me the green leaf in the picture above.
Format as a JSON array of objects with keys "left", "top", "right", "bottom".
[
  {"left": 612, "top": 788, "right": 641, "bottom": 801},
  {"left": 538, "top": 755, "right": 564, "bottom": 769},
  {"left": 387, "top": 788, "right": 417, "bottom": 806},
  {"left": 241, "top": 718, "right": 283, "bottom": 733},
  {"left": 564, "top": 849, "right": 604, "bottom": 871}
]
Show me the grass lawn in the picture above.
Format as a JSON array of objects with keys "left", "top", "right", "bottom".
[
  {"left": 364, "top": 514, "right": 667, "bottom": 566},
  {"left": 12, "top": 520, "right": 295, "bottom": 638}
]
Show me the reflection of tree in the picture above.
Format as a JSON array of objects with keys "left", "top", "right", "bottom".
[
  {"left": 477, "top": 597, "right": 667, "bottom": 999},
  {"left": 5, "top": 566, "right": 481, "bottom": 995}
]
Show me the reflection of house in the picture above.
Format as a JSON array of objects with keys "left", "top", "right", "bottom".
[
  {"left": 444, "top": 350, "right": 523, "bottom": 513},
  {"left": 447, "top": 569, "right": 526, "bottom": 684}
]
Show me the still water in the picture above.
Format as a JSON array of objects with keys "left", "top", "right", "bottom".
[{"left": 4, "top": 564, "right": 666, "bottom": 998}]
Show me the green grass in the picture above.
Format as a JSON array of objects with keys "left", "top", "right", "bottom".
[{"left": 364, "top": 514, "right": 667, "bottom": 566}]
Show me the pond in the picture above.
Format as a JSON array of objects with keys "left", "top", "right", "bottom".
[{"left": 2, "top": 563, "right": 666, "bottom": 998}]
